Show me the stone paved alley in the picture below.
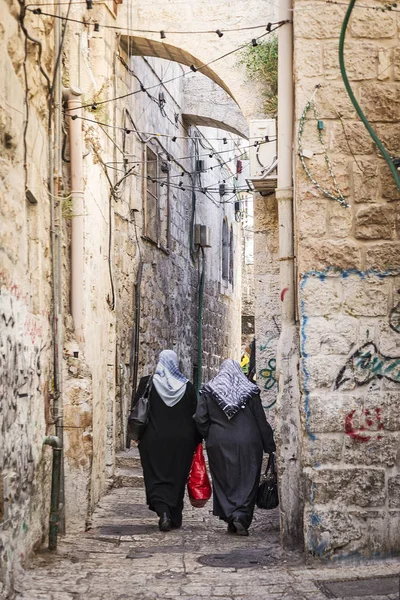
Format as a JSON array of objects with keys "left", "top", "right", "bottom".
[{"left": 14, "top": 450, "right": 400, "bottom": 600}]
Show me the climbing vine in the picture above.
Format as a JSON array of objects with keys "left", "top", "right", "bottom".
[{"left": 237, "top": 35, "right": 278, "bottom": 117}]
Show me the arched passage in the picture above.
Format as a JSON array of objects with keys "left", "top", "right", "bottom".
[{"left": 117, "top": 0, "right": 277, "bottom": 119}]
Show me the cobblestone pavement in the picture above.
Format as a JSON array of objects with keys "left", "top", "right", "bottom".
[{"left": 15, "top": 486, "right": 399, "bottom": 600}]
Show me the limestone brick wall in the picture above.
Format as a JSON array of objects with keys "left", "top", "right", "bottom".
[
  {"left": 294, "top": 0, "right": 400, "bottom": 559},
  {"left": 254, "top": 192, "right": 281, "bottom": 415},
  {"left": 0, "top": 0, "right": 54, "bottom": 594}
]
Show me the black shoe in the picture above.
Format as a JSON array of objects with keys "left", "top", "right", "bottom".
[
  {"left": 158, "top": 513, "right": 171, "bottom": 532},
  {"left": 232, "top": 518, "right": 249, "bottom": 536},
  {"left": 171, "top": 520, "right": 182, "bottom": 529},
  {"left": 227, "top": 521, "right": 236, "bottom": 534}
]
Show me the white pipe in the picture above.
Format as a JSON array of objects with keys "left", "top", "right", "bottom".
[
  {"left": 277, "top": 0, "right": 294, "bottom": 326},
  {"left": 66, "top": 87, "right": 84, "bottom": 345}
]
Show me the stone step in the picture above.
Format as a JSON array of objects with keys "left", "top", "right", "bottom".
[
  {"left": 115, "top": 448, "right": 142, "bottom": 469},
  {"left": 113, "top": 467, "right": 144, "bottom": 489}
]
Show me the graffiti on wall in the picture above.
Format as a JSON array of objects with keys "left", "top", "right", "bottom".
[
  {"left": 334, "top": 342, "right": 400, "bottom": 390},
  {"left": 0, "top": 288, "right": 48, "bottom": 425},
  {"left": 258, "top": 316, "right": 280, "bottom": 409},
  {"left": 300, "top": 268, "right": 400, "bottom": 440},
  {"left": 344, "top": 407, "right": 383, "bottom": 443},
  {"left": 1, "top": 300, "right": 45, "bottom": 411}
]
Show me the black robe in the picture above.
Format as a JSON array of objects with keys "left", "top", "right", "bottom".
[
  {"left": 194, "top": 391, "right": 275, "bottom": 529},
  {"left": 136, "top": 376, "right": 200, "bottom": 521}
]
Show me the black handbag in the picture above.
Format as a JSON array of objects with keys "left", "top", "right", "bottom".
[
  {"left": 256, "top": 452, "right": 279, "bottom": 510},
  {"left": 127, "top": 376, "right": 153, "bottom": 441}
]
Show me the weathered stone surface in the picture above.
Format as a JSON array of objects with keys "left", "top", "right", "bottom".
[
  {"left": 294, "top": 42, "right": 324, "bottom": 78},
  {"left": 304, "top": 508, "right": 363, "bottom": 559},
  {"left": 297, "top": 153, "right": 351, "bottom": 203},
  {"left": 351, "top": 159, "right": 379, "bottom": 203},
  {"left": 344, "top": 433, "right": 399, "bottom": 467},
  {"left": 295, "top": 3, "right": 347, "bottom": 38},
  {"left": 300, "top": 275, "right": 342, "bottom": 316},
  {"left": 329, "top": 121, "right": 374, "bottom": 155},
  {"left": 298, "top": 200, "right": 327, "bottom": 240},
  {"left": 350, "top": 10, "right": 397, "bottom": 38},
  {"left": 301, "top": 316, "right": 357, "bottom": 356},
  {"left": 378, "top": 47, "right": 392, "bottom": 80},
  {"left": 380, "top": 162, "right": 400, "bottom": 202},
  {"left": 365, "top": 242, "right": 400, "bottom": 270},
  {"left": 327, "top": 200, "right": 352, "bottom": 238},
  {"left": 388, "top": 476, "right": 400, "bottom": 508},
  {"left": 304, "top": 393, "right": 363, "bottom": 433},
  {"left": 394, "top": 47, "right": 400, "bottom": 80},
  {"left": 375, "top": 124, "right": 400, "bottom": 155},
  {"left": 324, "top": 41, "right": 377, "bottom": 81},
  {"left": 378, "top": 318, "right": 400, "bottom": 355},
  {"left": 299, "top": 239, "right": 362, "bottom": 273},
  {"left": 354, "top": 204, "right": 395, "bottom": 240},
  {"left": 302, "top": 355, "right": 345, "bottom": 389},
  {"left": 302, "top": 435, "right": 343, "bottom": 466},
  {"left": 360, "top": 83, "right": 400, "bottom": 122},
  {"left": 305, "top": 468, "right": 386, "bottom": 507},
  {"left": 342, "top": 276, "right": 389, "bottom": 316},
  {"left": 296, "top": 80, "right": 356, "bottom": 121}
]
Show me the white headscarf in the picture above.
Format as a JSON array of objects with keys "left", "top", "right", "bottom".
[
  {"left": 153, "top": 350, "right": 188, "bottom": 407},
  {"left": 202, "top": 359, "right": 260, "bottom": 419}
]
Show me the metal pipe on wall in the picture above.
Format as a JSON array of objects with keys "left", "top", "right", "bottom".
[
  {"left": 66, "top": 87, "right": 85, "bottom": 345},
  {"left": 277, "top": 0, "right": 294, "bottom": 325},
  {"left": 276, "top": 0, "right": 304, "bottom": 550},
  {"left": 43, "top": 436, "right": 62, "bottom": 550}
]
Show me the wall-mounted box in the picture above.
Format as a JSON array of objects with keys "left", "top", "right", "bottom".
[{"left": 195, "top": 224, "right": 212, "bottom": 247}]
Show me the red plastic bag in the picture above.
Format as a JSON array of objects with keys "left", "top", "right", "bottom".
[{"left": 187, "top": 444, "right": 211, "bottom": 508}]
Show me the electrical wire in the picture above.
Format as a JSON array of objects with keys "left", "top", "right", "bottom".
[
  {"left": 26, "top": 15, "right": 286, "bottom": 110},
  {"left": 26, "top": 6, "right": 284, "bottom": 33}
]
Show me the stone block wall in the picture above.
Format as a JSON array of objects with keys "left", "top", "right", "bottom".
[
  {"left": 294, "top": 0, "right": 400, "bottom": 559},
  {"left": 254, "top": 192, "right": 281, "bottom": 415},
  {"left": 0, "top": 0, "right": 54, "bottom": 594}
]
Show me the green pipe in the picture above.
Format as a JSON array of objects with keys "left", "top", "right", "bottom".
[
  {"left": 339, "top": 0, "right": 400, "bottom": 191},
  {"left": 197, "top": 248, "right": 206, "bottom": 393},
  {"left": 43, "top": 436, "right": 62, "bottom": 551}
]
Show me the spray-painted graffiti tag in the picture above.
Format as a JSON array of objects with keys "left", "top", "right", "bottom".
[
  {"left": 334, "top": 342, "right": 400, "bottom": 390},
  {"left": 259, "top": 358, "right": 277, "bottom": 390},
  {"left": 345, "top": 407, "right": 384, "bottom": 442}
]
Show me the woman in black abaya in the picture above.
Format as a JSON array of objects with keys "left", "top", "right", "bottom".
[
  {"left": 194, "top": 359, "right": 276, "bottom": 536},
  {"left": 135, "top": 350, "right": 200, "bottom": 531}
]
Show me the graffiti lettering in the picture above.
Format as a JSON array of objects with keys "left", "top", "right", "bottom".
[
  {"left": 259, "top": 358, "right": 277, "bottom": 390},
  {"left": 344, "top": 407, "right": 384, "bottom": 443},
  {"left": 0, "top": 292, "right": 46, "bottom": 422},
  {"left": 334, "top": 342, "right": 400, "bottom": 390}
]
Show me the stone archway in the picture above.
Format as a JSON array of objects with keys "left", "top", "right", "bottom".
[{"left": 117, "top": 0, "right": 278, "bottom": 120}]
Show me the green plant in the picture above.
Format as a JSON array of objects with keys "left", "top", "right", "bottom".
[{"left": 238, "top": 35, "right": 278, "bottom": 117}]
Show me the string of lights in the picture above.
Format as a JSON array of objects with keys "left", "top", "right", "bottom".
[
  {"left": 26, "top": 4, "right": 283, "bottom": 33},
  {"left": 298, "top": 90, "right": 348, "bottom": 208},
  {"left": 69, "top": 112, "right": 268, "bottom": 145},
  {"left": 26, "top": 10, "right": 286, "bottom": 110},
  {"left": 101, "top": 138, "right": 268, "bottom": 165}
]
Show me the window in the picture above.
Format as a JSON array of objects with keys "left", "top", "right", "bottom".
[
  {"left": 144, "top": 146, "right": 169, "bottom": 250},
  {"left": 222, "top": 217, "right": 229, "bottom": 281}
]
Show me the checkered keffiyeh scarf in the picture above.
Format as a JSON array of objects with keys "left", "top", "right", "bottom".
[{"left": 202, "top": 359, "right": 260, "bottom": 419}]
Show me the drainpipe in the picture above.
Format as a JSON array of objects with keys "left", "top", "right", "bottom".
[
  {"left": 276, "top": 0, "right": 303, "bottom": 549},
  {"left": 48, "top": 0, "right": 65, "bottom": 533},
  {"left": 277, "top": 0, "right": 294, "bottom": 325},
  {"left": 43, "top": 436, "right": 62, "bottom": 550},
  {"left": 66, "top": 87, "right": 85, "bottom": 345}
]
